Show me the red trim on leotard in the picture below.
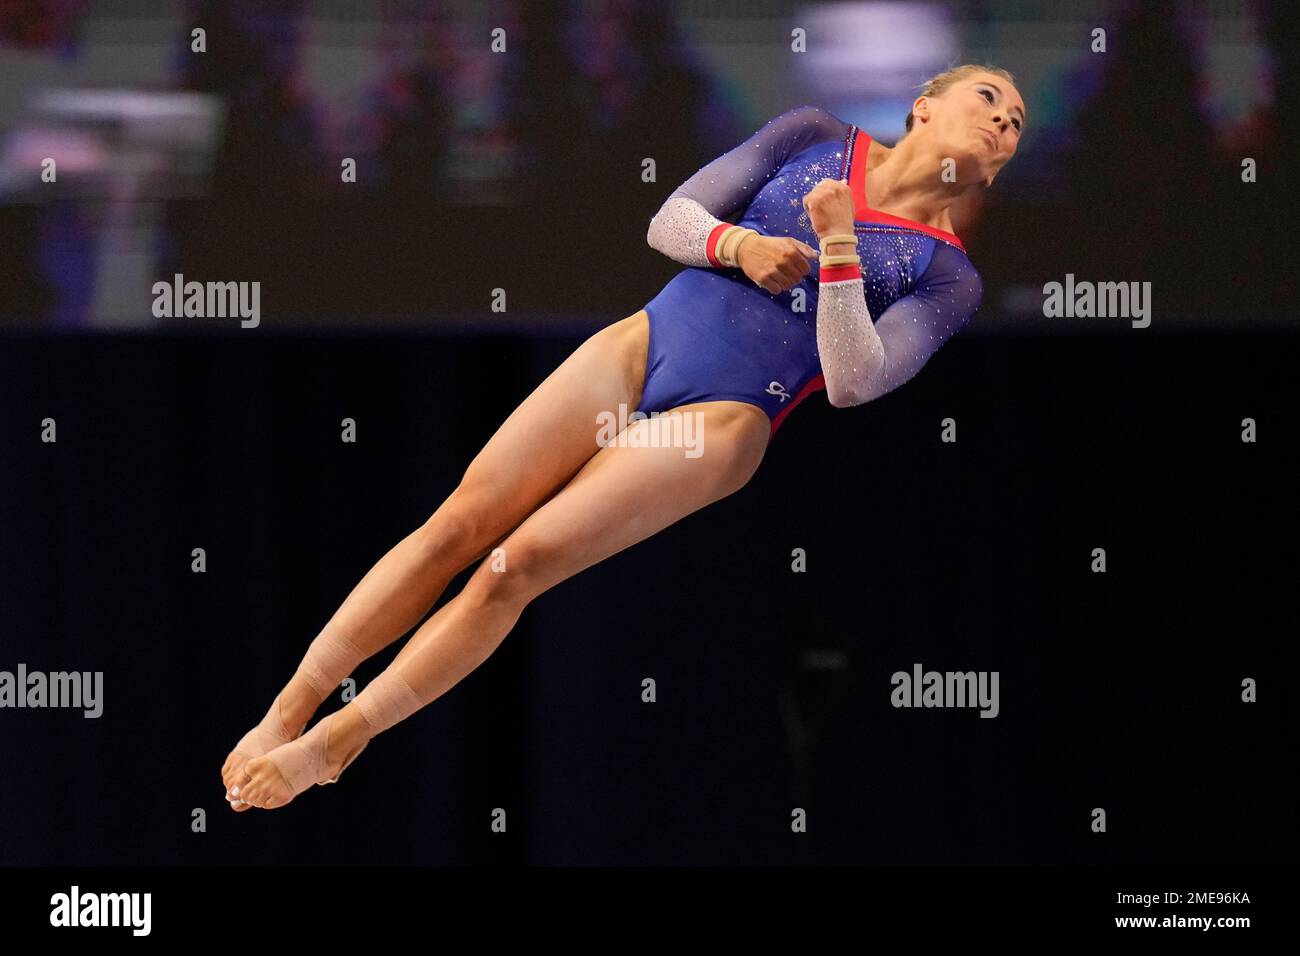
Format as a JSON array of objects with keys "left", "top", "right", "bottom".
[
  {"left": 705, "top": 222, "right": 731, "bottom": 266},
  {"left": 770, "top": 373, "right": 826, "bottom": 437},
  {"left": 849, "top": 129, "right": 966, "bottom": 252}
]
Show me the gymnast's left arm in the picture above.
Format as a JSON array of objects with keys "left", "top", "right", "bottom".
[
  {"left": 817, "top": 242, "right": 985, "bottom": 407},
  {"left": 646, "top": 105, "right": 849, "bottom": 267}
]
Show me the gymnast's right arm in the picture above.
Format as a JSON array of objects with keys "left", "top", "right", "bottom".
[{"left": 646, "top": 105, "right": 845, "bottom": 271}]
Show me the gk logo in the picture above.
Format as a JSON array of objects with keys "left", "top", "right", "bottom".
[{"left": 766, "top": 381, "right": 791, "bottom": 402}]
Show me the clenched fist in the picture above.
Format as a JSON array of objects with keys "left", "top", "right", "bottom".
[
  {"left": 736, "top": 235, "right": 819, "bottom": 294},
  {"left": 801, "top": 178, "right": 856, "bottom": 239}
]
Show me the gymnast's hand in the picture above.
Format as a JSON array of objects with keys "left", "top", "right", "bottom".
[
  {"left": 801, "top": 178, "right": 857, "bottom": 253},
  {"left": 736, "top": 234, "right": 819, "bottom": 294}
]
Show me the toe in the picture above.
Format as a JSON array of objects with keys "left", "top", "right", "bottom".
[
  {"left": 231, "top": 794, "right": 253, "bottom": 812},
  {"left": 222, "top": 752, "right": 249, "bottom": 789},
  {"left": 227, "top": 770, "right": 252, "bottom": 803}
]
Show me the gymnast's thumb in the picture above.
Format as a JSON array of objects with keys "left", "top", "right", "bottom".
[{"left": 798, "top": 241, "right": 818, "bottom": 259}]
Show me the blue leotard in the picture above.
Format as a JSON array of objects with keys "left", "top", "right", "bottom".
[{"left": 637, "top": 106, "right": 984, "bottom": 436}]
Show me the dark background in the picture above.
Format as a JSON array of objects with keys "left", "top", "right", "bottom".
[
  {"left": 1, "top": 328, "right": 1293, "bottom": 865},
  {"left": 0, "top": 0, "right": 1295, "bottom": 865}
]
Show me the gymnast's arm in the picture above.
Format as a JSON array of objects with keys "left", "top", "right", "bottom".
[
  {"left": 646, "top": 105, "right": 848, "bottom": 267},
  {"left": 817, "top": 242, "right": 985, "bottom": 407}
]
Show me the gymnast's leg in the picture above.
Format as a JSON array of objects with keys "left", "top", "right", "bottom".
[
  {"left": 231, "top": 399, "right": 769, "bottom": 809},
  {"left": 221, "top": 312, "right": 651, "bottom": 798}
]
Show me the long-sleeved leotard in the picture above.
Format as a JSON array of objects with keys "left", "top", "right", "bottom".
[{"left": 639, "top": 104, "right": 984, "bottom": 434}]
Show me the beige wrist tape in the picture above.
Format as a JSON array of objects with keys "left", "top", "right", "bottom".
[
  {"left": 819, "top": 253, "right": 862, "bottom": 266},
  {"left": 716, "top": 225, "right": 757, "bottom": 267},
  {"left": 818, "top": 233, "right": 857, "bottom": 253}
]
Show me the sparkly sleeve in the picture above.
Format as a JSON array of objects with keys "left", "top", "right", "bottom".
[
  {"left": 817, "top": 241, "right": 984, "bottom": 407},
  {"left": 646, "top": 105, "right": 850, "bottom": 267}
]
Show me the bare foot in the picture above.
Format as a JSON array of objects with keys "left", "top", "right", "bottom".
[
  {"left": 229, "top": 706, "right": 371, "bottom": 811},
  {"left": 221, "top": 682, "right": 320, "bottom": 811}
]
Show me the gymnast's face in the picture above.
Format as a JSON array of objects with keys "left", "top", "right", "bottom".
[{"left": 919, "top": 73, "right": 1025, "bottom": 185}]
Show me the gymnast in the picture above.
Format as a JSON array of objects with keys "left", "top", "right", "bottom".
[{"left": 223, "top": 64, "right": 1024, "bottom": 809}]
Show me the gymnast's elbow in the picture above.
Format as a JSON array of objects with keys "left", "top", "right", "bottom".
[
  {"left": 646, "top": 195, "right": 702, "bottom": 257},
  {"left": 825, "top": 360, "right": 885, "bottom": 408},
  {"left": 826, "top": 381, "right": 868, "bottom": 408},
  {"left": 646, "top": 202, "right": 677, "bottom": 247}
]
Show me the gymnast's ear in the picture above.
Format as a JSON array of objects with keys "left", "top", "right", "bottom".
[{"left": 911, "top": 95, "right": 930, "bottom": 124}]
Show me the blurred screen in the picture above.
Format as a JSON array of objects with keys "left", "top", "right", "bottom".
[{"left": 0, "top": 0, "right": 1287, "bottom": 329}]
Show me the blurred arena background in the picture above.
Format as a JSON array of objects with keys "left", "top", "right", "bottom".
[{"left": 0, "top": 0, "right": 1291, "bottom": 330}]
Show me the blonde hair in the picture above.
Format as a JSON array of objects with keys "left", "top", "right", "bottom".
[{"left": 902, "top": 63, "right": 1018, "bottom": 136}]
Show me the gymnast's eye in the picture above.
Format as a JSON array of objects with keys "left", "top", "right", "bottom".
[{"left": 979, "top": 88, "right": 994, "bottom": 103}]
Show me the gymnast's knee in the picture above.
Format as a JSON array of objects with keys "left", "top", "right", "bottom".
[
  {"left": 418, "top": 487, "right": 491, "bottom": 566},
  {"left": 463, "top": 537, "right": 550, "bottom": 609}
]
